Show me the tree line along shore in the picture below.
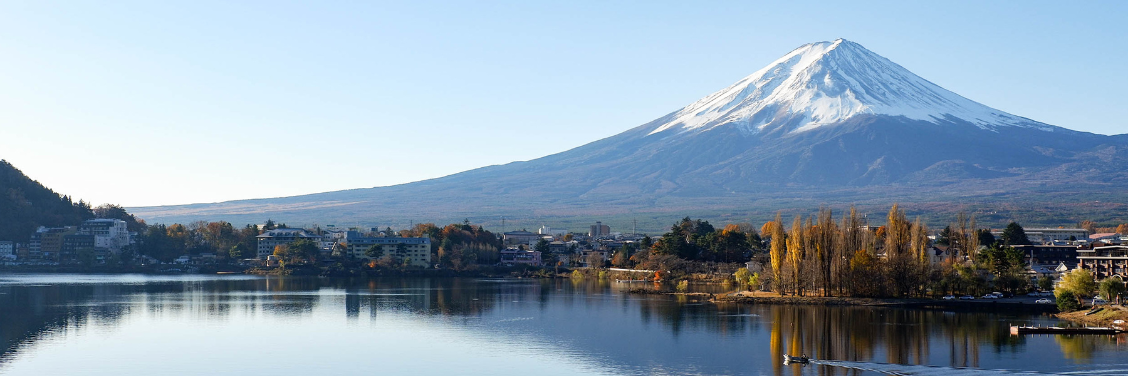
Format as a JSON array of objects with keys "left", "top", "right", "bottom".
[{"left": 6, "top": 198, "right": 1128, "bottom": 317}]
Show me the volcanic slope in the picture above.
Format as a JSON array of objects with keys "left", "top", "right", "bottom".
[{"left": 130, "top": 39, "right": 1128, "bottom": 229}]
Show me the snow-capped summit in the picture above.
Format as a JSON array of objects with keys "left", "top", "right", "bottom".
[
  {"left": 649, "top": 39, "right": 1053, "bottom": 136},
  {"left": 131, "top": 39, "right": 1128, "bottom": 228}
]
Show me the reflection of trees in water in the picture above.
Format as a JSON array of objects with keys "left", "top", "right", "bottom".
[
  {"left": 0, "top": 283, "right": 131, "bottom": 366},
  {"left": 632, "top": 298, "right": 759, "bottom": 338},
  {"left": 1054, "top": 334, "right": 1117, "bottom": 361},
  {"left": 759, "top": 305, "right": 1029, "bottom": 374},
  {"left": 6, "top": 277, "right": 1115, "bottom": 374},
  {"left": 0, "top": 276, "right": 336, "bottom": 368},
  {"left": 327, "top": 277, "right": 512, "bottom": 318}
]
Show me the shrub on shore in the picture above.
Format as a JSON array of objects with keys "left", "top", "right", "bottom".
[{"left": 1056, "top": 290, "right": 1080, "bottom": 312}]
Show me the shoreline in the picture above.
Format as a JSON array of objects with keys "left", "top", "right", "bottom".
[
  {"left": 0, "top": 265, "right": 570, "bottom": 279},
  {"left": 1, "top": 268, "right": 1104, "bottom": 320},
  {"left": 629, "top": 289, "right": 1059, "bottom": 313},
  {"left": 1056, "top": 305, "right": 1128, "bottom": 327}
]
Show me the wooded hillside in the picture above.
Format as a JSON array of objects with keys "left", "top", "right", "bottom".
[{"left": 0, "top": 160, "right": 93, "bottom": 242}]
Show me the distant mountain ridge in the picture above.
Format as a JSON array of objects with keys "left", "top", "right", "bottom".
[{"left": 129, "top": 40, "right": 1128, "bottom": 230}]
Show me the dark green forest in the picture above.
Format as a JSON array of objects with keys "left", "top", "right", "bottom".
[{"left": 0, "top": 160, "right": 94, "bottom": 242}]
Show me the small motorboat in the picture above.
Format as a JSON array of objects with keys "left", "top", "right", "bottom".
[{"left": 783, "top": 354, "right": 810, "bottom": 365}]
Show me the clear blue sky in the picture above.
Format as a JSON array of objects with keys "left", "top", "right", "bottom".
[{"left": 1, "top": 1, "right": 1125, "bottom": 207}]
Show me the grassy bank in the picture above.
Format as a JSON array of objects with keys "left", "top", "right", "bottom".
[{"left": 1056, "top": 305, "right": 1128, "bottom": 327}]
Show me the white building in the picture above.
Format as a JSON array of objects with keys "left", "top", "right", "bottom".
[
  {"left": 538, "top": 225, "right": 567, "bottom": 237},
  {"left": 256, "top": 228, "right": 321, "bottom": 259},
  {"left": 320, "top": 230, "right": 349, "bottom": 254},
  {"left": 78, "top": 219, "right": 130, "bottom": 253}
]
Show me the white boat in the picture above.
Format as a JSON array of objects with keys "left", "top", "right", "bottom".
[{"left": 783, "top": 354, "right": 810, "bottom": 365}]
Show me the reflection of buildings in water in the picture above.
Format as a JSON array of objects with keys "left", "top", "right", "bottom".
[{"left": 345, "top": 287, "right": 361, "bottom": 317}]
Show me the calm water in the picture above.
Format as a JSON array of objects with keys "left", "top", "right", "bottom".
[{"left": 0, "top": 274, "right": 1125, "bottom": 376}]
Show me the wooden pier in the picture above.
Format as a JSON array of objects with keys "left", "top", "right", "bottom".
[{"left": 1010, "top": 325, "right": 1123, "bottom": 335}]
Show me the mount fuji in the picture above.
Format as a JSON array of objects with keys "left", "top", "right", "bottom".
[
  {"left": 131, "top": 39, "right": 1128, "bottom": 229},
  {"left": 650, "top": 39, "right": 1053, "bottom": 135}
]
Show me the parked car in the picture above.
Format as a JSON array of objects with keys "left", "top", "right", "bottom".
[
  {"left": 942, "top": 295, "right": 955, "bottom": 300},
  {"left": 1035, "top": 298, "right": 1053, "bottom": 304},
  {"left": 982, "top": 294, "right": 999, "bottom": 299},
  {"left": 1093, "top": 297, "right": 1108, "bottom": 305},
  {"left": 959, "top": 295, "right": 975, "bottom": 300}
]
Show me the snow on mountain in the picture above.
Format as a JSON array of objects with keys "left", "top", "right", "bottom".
[
  {"left": 649, "top": 39, "right": 1054, "bottom": 136},
  {"left": 129, "top": 38, "right": 1128, "bottom": 227}
]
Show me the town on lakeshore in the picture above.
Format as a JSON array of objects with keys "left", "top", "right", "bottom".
[{"left": 3, "top": 203, "right": 1127, "bottom": 318}]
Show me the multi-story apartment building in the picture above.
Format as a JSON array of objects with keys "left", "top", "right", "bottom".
[
  {"left": 1077, "top": 245, "right": 1128, "bottom": 280},
  {"left": 0, "top": 241, "right": 14, "bottom": 261},
  {"left": 255, "top": 228, "right": 321, "bottom": 259},
  {"left": 1012, "top": 244, "right": 1080, "bottom": 267},
  {"left": 78, "top": 219, "right": 130, "bottom": 253},
  {"left": 61, "top": 234, "right": 96, "bottom": 262},
  {"left": 343, "top": 231, "right": 431, "bottom": 267},
  {"left": 589, "top": 221, "right": 610, "bottom": 238},
  {"left": 500, "top": 248, "right": 541, "bottom": 266},
  {"left": 34, "top": 226, "right": 78, "bottom": 262}
]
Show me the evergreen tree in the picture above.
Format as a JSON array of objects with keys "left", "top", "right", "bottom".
[
  {"left": 1000, "top": 222, "right": 1031, "bottom": 246},
  {"left": 638, "top": 236, "right": 653, "bottom": 252},
  {"left": 937, "top": 226, "right": 954, "bottom": 246},
  {"left": 977, "top": 229, "right": 997, "bottom": 248},
  {"left": 534, "top": 238, "right": 551, "bottom": 265},
  {"left": 365, "top": 245, "right": 384, "bottom": 260}
]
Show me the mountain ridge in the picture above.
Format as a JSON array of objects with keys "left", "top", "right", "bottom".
[{"left": 128, "top": 40, "right": 1128, "bottom": 230}]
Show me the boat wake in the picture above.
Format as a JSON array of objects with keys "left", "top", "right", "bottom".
[{"left": 809, "top": 360, "right": 1128, "bottom": 376}]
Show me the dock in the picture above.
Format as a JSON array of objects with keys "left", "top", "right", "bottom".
[{"left": 1010, "top": 325, "right": 1123, "bottom": 335}]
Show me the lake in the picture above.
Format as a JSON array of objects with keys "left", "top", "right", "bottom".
[{"left": 0, "top": 274, "right": 1124, "bottom": 375}]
